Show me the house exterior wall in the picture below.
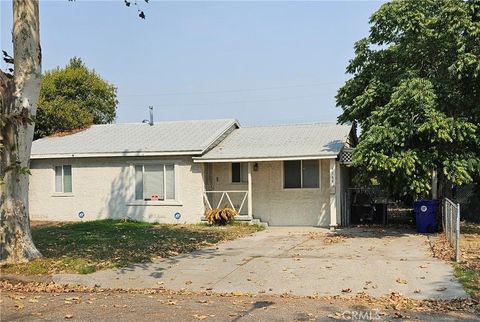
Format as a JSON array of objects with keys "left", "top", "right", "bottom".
[
  {"left": 339, "top": 163, "right": 350, "bottom": 226},
  {"left": 29, "top": 156, "right": 205, "bottom": 223},
  {"left": 210, "top": 160, "right": 334, "bottom": 226}
]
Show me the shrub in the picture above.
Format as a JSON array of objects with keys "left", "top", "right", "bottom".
[{"left": 205, "top": 207, "right": 238, "bottom": 225}]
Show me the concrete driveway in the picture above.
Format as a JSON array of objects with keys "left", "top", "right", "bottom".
[{"left": 54, "top": 227, "right": 467, "bottom": 300}]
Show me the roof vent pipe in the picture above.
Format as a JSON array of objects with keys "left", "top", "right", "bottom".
[{"left": 149, "top": 106, "right": 154, "bottom": 126}]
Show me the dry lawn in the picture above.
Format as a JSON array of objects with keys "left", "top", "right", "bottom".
[{"left": 432, "top": 222, "right": 480, "bottom": 300}]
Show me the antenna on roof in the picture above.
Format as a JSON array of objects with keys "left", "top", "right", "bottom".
[{"left": 142, "top": 106, "right": 154, "bottom": 126}]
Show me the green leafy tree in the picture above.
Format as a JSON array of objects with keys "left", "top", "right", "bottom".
[
  {"left": 1, "top": 0, "right": 147, "bottom": 265},
  {"left": 35, "top": 57, "right": 118, "bottom": 139},
  {"left": 336, "top": 0, "right": 480, "bottom": 198}
]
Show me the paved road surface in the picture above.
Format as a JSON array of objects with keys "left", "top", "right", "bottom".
[{"left": 2, "top": 291, "right": 478, "bottom": 322}]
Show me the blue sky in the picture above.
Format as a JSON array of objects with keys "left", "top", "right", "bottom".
[{"left": 1, "top": 0, "right": 384, "bottom": 126}]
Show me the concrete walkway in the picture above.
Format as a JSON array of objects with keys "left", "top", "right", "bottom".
[{"left": 54, "top": 227, "right": 467, "bottom": 300}]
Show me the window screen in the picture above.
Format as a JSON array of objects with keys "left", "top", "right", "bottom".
[
  {"left": 134, "top": 164, "right": 176, "bottom": 201},
  {"left": 63, "top": 165, "right": 72, "bottom": 193},
  {"left": 302, "top": 160, "right": 319, "bottom": 188},
  {"left": 55, "top": 166, "right": 63, "bottom": 192},
  {"left": 144, "top": 164, "right": 164, "bottom": 200},
  {"left": 135, "top": 165, "right": 143, "bottom": 200},
  {"left": 284, "top": 160, "right": 319, "bottom": 189},
  {"left": 240, "top": 163, "right": 248, "bottom": 182},
  {"left": 232, "top": 163, "right": 248, "bottom": 183},
  {"left": 165, "top": 164, "right": 175, "bottom": 200},
  {"left": 284, "top": 160, "right": 301, "bottom": 188},
  {"left": 55, "top": 165, "right": 72, "bottom": 193},
  {"left": 231, "top": 163, "right": 241, "bottom": 182}
]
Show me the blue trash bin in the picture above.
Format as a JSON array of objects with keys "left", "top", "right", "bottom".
[{"left": 413, "top": 200, "right": 438, "bottom": 233}]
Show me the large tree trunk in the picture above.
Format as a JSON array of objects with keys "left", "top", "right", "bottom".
[{"left": 0, "top": 0, "right": 41, "bottom": 264}]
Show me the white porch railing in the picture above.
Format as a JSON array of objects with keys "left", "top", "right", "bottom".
[{"left": 203, "top": 191, "right": 249, "bottom": 216}]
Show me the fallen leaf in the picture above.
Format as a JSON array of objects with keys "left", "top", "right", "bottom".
[
  {"left": 232, "top": 291, "right": 243, "bottom": 296},
  {"left": 65, "top": 297, "right": 79, "bottom": 301},
  {"left": 396, "top": 278, "right": 408, "bottom": 284},
  {"left": 414, "top": 289, "right": 421, "bottom": 293},
  {"left": 65, "top": 314, "right": 73, "bottom": 319},
  {"left": 192, "top": 314, "right": 208, "bottom": 320},
  {"left": 29, "top": 298, "right": 39, "bottom": 303},
  {"left": 15, "top": 301, "right": 25, "bottom": 310},
  {"left": 341, "top": 288, "right": 352, "bottom": 293},
  {"left": 436, "top": 287, "right": 447, "bottom": 292}
]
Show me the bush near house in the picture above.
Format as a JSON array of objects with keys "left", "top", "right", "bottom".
[
  {"left": 204, "top": 207, "right": 238, "bottom": 225},
  {"left": 0, "top": 220, "right": 263, "bottom": 275}
]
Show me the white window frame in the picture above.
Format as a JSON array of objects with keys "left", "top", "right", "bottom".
[
  {"left": 281, "top": 160, "right": 321, "bottom": 190},
  {"left": 230, "top": 162, "right": 248, "bottom": 184},
  {"left": 128, "top": 161, "right": 181, "bottom": 206},
  {"left": 52, "top": 164, "right": 74, "bottom": 196}
]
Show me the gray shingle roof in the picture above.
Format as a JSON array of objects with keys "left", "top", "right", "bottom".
[
  {"left": 31, "top": 119, "right": 238, "bottom": 159},
  {"left": 196, "top": 123, "right": 352, "bottom": 161}
]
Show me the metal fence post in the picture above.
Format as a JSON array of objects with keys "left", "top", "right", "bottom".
[
  {"left": 456, "top": 203, "right": 461, "bottom": 262},
  {"left": 450, "top": 204, "right": 454, "bottom": 247},
  {"left": 445, "top": 202, "right": 448, "bottom": 239}
]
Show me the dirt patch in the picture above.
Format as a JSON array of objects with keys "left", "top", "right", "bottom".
[
  {"left": 29, "top": 221, "right": 64, "bottom": 228},
  {"left": 431, "top": 222, "right": 480, "bottom": 300},
  {"left": 461, "top": 224, "right": 480, "bottom": 272}
]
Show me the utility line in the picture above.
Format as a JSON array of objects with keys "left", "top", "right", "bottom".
[
  {"left": 119, "top": 93, "right": 331, "bottom": 107},
  {"left": 119, "top": 81, "right": 342, "bottom": 97}
]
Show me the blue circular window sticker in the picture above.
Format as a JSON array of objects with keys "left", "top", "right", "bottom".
[
  {"left": 174, "top": 212, "right": 181, "bottom": 220},
  {"left": 420, "top": 205, "right": 428, "bottom": 213},
  {"left": 78, "top": 211, "right": 85, "bottom": 219}
]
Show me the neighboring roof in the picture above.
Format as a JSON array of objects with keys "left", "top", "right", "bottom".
[
  {"left": 31, "top": 119, "right": 238, "bottom": 159},
  {"left": 195, "top": 123, "right": 352, "bottom": 162}
]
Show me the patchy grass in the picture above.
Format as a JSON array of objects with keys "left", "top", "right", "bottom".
[
  {"left": 458, "top": 222, "right": 480, "bottom": 300},
  {"left": 454, "top": 264, "right": 479, "bottom": 299},
  {"left": 1, "top": 220, "right": 263, "bottom": 275},
  {"left": 432, "top": 221, "right": 480, "bottom": 300}
]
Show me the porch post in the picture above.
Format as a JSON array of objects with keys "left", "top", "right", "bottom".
[
  {"left": 329, "top": 159, "right": 337, "bottom": 230},
  {"left": 247, "top": 162, "right": 253, "bottom": 219}
]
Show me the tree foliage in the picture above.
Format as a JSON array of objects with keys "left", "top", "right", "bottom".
[
  {"left": 336, "top": 0, "right": 480, "bottom": 198},
  {"left": 35, "top": 57, "right": 118, "bottom": 139}
]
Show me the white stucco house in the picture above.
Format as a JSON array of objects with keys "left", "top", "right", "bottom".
[{"left": 29, "top": 118, "right": 356, "bottom": 227}]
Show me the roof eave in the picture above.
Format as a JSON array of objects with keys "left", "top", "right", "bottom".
[
  {"left": 31, "top": 150, "right": 203, "bottom": 160},
  {"left": 193, "top": 154, "right": 340, "bottom": 163},
  {"left": 199, "top": 119, "right": 240, "bottom": 154}
]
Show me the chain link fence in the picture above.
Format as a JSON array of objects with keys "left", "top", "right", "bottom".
[
  {"left": 453, "top": 183, "right": 479, "bottom": 222},
  {"left": 441, "top": 198, "right": 461, "bottom": 262}
]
